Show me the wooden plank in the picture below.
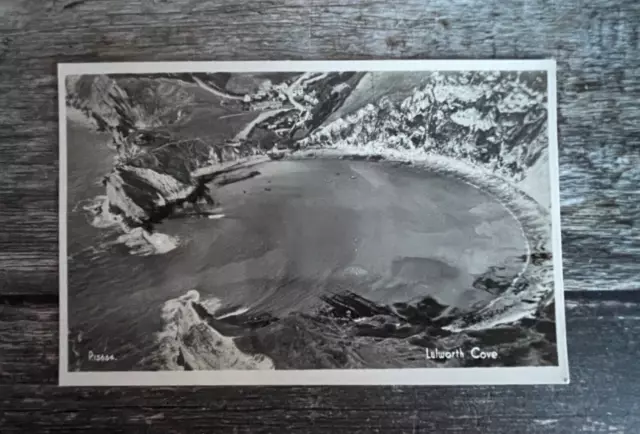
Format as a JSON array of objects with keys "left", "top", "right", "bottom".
[
  {"left": 0, "top": 291, "right": 638, "bottom": 433},
  {"left": 0, "top": 296, "right": 58, "bottom": 384},
  {"left": 0, "top": 0, "right": 639, "bottom": 295}
]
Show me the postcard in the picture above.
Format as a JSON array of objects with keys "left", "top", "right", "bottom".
[{"left": 58, "top": 59, "right": 569, "bottom": 386}]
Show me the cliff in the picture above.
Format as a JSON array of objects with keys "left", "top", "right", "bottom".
[
  {"left": 156, "top": 289, "right": 557, "bottom": 370},
  {"left": 298, "top": 71, "right": 550, "bottom": 207},
  {"left": 67, "top": 70, "right": 551, "bottom": 256},
  {"left": 67, "top": 71, "right": 364, "bottom": 252}
]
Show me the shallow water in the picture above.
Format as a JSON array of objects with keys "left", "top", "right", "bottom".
[{"left": 67, "top": 136, "right": 527, "bottom": 371}]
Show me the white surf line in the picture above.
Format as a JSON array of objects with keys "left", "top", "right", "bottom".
[
  {"left": 438, "top": 180, "right": 536, "bottom": 332},
  {"left": 485, "top": 189, "right": 532, "bottom": 296},
  {"left": 440, "top": 167, "right": 533, "bottom": 304},
  {"left": 218, "top": 112, "right": 254, "bottom": 120},
  {"left": 216, "top": 307, "right": 250, "bottom": 320},
  {"left": 233, "top": 108, "right": 294, "bottom": 141},
  {"left": 192, "top": 75, "right": 245, "bottom": 101},
  {"left": 191, "top": 154, "right": 270, "bottom": 179},
  {"left": 404, "top": 160, "right": 534, "bottom": 331}
]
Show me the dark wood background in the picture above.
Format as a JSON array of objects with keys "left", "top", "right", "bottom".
[{"left": 1, "top": 1, "right": 639, "bottom": 432}]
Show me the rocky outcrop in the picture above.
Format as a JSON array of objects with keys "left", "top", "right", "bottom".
[
  {"left": 156, "top": 290, "right": 275, "bottom": 371},
  {"left": 66, "top": 74, "right": 195, "bottom": 136},
  {"left": 103, "top": 165, "right": 199, "bottom": 227},
  {"left": 67, "top": 71, "right": 365, "bottom": 242},
  {"left": 171, "top": 290, "right": 559, "bottom": 370}
]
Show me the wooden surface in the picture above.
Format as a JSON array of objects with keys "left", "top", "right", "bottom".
[
  {"left": 2, "top": 292, "right": 639, "bottom": 433},
  {"left": 1, "top": 0, "right": 639, "bottom": 432}
]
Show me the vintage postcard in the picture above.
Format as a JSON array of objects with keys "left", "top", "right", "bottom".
[{"left": 58, "top": 60, "right": 569, "bottom": 386}]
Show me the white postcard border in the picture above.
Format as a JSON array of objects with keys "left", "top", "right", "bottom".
[{"left": 58, "top": 59, "right": 569, "bottom": 386}]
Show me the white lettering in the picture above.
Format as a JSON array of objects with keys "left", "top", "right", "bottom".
[
  {"left": 88, "top": 351, "right": 116, "bottom": 362},
  {"left": 425, "top": 348, "right": 465, "bottom": 360},
  {"left": 470, "top": 347, "right": 498, "bottom": 359}
]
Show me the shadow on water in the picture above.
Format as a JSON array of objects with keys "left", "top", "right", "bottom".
[
  {"left": 68, "top": 158, "right": 551, "bottom": 371},
  {"left": 167, "top": 250, "right": 557, "bottom": 370}
]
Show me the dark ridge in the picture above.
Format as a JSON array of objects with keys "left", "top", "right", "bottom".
[
  {"left": 471, "top": 265, "right": 515, "bottom": 296},
  {"left": 183, "top": 181, "right": 216, "bottom": 210},
  {"left": 338, "top": 153, "right": 386, "bottom": 162},
  {"left": 467, "top": 326, "right": 528, "bottom": 345},
  {"left": 392, "top": 296, "right": 448, "bottom": 325},
  {"left": 214, "top": 170, "right": 261, "bottom": 187},
  {"left": 189, "top": 302, "right": 245, "bottom": 336},
  {"left": 191, "top": 301, "right": 278, "bottom": 336},
  {"left": 523, "top": 251, "right": 552, "bottom": 265},
  {"left": 176, "top": 347, "right": 193, "bottom": 371},
  {"left": 195, "top": 160, "right": 266, "bottom": 184},
  {"left": 535, "top": 320, "right": 556, "bottom": 341},
  {"left": 120, "top": 177, "right": 216, "bottom": 232},
  {"left": 190, "top": 301, "right": 214, "bottom": 322},
  {"left": 303, "top": 72, "right": 365, "bottom": 133},
  {"left": 267, "top": 151, "right": 286, "bottom": 161},
  {"left": 116, "top": 168, "right": 163, "bottom": 211},
  {"left": 217, "top": 311, "right": 279, "bottom": 330},
  {"left": 319, "top": 291, "right": 399, "bottom": 320},
  {"left": 509, "top": 113, "right": 547, "bottom": 148}
]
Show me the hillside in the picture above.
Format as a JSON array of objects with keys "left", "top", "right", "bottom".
[
  {"left": 299, "top": 71, "right": 550, "bottom": 207},
  {"left": 66, "top": 71, "right": 365, "bottom": 250},
  {"left": 66, "top": 70, "right": 552, "bottom": 257}
]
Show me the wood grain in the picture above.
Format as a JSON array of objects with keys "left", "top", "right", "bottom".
[
  {"left": 0, "top": 0, "right": 639, "bottom": 295},
  {"left": 1, "top": 291, "right": 638, "bottom": 433},
  {"left": 1, "top": 1, "right": 640, "bottom": 432},
  {"left": 0, "top": 298, "right": 58, "bottom": 384}
]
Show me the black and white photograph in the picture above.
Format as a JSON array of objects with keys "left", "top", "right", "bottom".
[{"left": 58, "top": 60, "right": 568, "bottom": 386}]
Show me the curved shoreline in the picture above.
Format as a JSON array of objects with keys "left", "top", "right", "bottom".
[
  {"left": 84, "top": 146, "right": 552, "bottom": 331},
  {"left": 72, "top": 151, "right": 556, "bottom": 371},
  {"left": 286, "top": 147, "right": 553, "bottom": 331}
]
